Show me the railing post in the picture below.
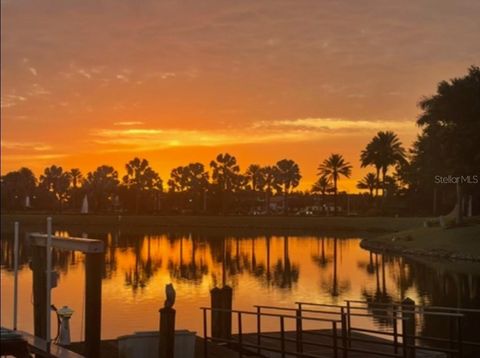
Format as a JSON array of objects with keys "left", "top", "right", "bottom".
[
  {"left": 401, "top": 297, "right": 416, "bottom": 358},
  {"left": 296, "top": 308, "right": 303, "bottom": 354},
  {"left": 280, "top": 316, "right": 286, "bottom": 358},
  {"left": 85, "top": 252, "right": 103, "bottom": 358},
  {"left": 159, "top": 306, "right": 175, "bottom": 358},
  {"left": 256, "top": 306, "right": 261, "bottom": 355},
  {"left": 393, "top": 304, "right": 398, "bottom": 355},
  {"left": 457, "top": 315, "right": 463, "bottom": 358},
  {"left": 340, "top": 307, "right": 348, "bottom": 358},
  {"left": 203, "top": 308, "right": 208, "bottom": 358},
  {"left": 332, "top": 321, "right": 338, "bottom": 358},
  {"left": 210, "top": 285, "right": 232, "bottom": 342},
  {"left": 346, "top": 301, "right": 352, "bottom": 347},
  {"left": 401, "top": 314, "right": 407, "bottom": 358},
  {"left": 237, "top": 312, "right": 243, "bottom": 358}
]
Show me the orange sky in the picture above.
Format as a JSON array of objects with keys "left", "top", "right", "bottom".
[{"left": 2, "top": 1, "right": 479, "bottom": 191}]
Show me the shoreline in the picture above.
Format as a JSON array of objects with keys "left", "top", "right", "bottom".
[
  {"left": 360, "top": 220, "right": 480, "bottom": 262},
  {"left": 0, "top": 213, "right": 426, "bottom": 233},
  {"left": 3, "top": 213, "right": 479, "bottom": 262}
]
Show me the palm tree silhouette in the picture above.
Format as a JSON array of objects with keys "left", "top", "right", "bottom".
[
  {"left": 68, "top": 168, "right": 83, "bottom": 189},
  {"left": 259, "top": 166, "right": 280, "bottom": 214},
  {"left": 357, "top": 173, "right": 377, "bottom": 198},
  {"left": 361, "top": 131, "right": 406, "bottom": 197},
  {"left": 318, "top": 154, "right": 352, "bottom": 215},
  {"left": 84, "top": 165, "right": 119, "bottom": 211},
  {"left": 245, "top": 164, "right": 262, "bottom": 192},
  {"left": 40, "top": 165, "right": 71, "bottom": 211},
  {"left": 311, "top": 176, "right": 333, "bottom": 214},
  {"left": 275, "top": 159, "right": 301, "bottom": 214},
  {"left": 123, "top": 157, "right": 162, "bottom": 213},
  {"left": 210, "top": 153, "right": 240, "bottom": 213}
]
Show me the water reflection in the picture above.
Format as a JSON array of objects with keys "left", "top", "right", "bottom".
[{"left": 1, "top": 229, "right": 479, "bottom": 344}]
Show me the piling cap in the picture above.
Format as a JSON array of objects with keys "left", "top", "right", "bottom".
[{"left": 57, "top": 306, "right": 74, "bottom": 318}]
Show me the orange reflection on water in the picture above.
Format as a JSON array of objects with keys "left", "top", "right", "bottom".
[{"left": 1, "top": 232, "right": 458, "bottom": 341}]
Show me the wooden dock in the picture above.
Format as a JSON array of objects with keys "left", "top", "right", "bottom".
[
  {"left": 232, "top": 329, "right": 446, "bottom": 358},
  {"left": 66, "top": 336, "right": 260, "bottom": 358}
]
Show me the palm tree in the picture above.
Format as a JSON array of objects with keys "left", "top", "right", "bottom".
[
  {"left": 68, "top": 168, "right": 83, "bottom": 210},
  {"left": 84, "top": 165, "right": 119, "bottom": 212},
  {"left": 361, "top": 131, "right": 406, "bottom": 197},
  {"left": 210, "top": 153, "right": 240, "bottom": 212},
  {"left": 357, "top": 173, "right": 377, "bottom": 198},
  {"left": 68, "top": 168, "right": 83, "bottom": 189},
  {"left": 245, "top": 164, "right": 262, "bottom": 192},
  {"left": 39, "top": 165, "right": 71, "bottom": 211},
  {"left": 318, "top": 154, "right": 352, "bottom": 215},
  {"left": 360, "top": 140, "right": 382, "bottom": 197},
  {"left": 259, "top": 166, "right": 280, "bottom": 214},
  {"left": 275, "top": 159, "right": 301, "bottom": 214},
  {"left": 311, "top": 176, "right": 333, "bottom": 212},
  {"left": 123, "top": 158, "right": 162, "bottom": 213}
]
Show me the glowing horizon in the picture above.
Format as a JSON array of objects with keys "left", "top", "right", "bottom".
[{"left": 2, "top": 0, "right": 479, "bottom": 191}]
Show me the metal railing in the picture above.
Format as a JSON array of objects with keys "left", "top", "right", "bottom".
[{"left": 201, "top": 299, "right": 480, "bottom": 358}]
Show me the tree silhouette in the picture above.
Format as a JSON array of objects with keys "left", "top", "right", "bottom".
[
  {"left": 275, "top": 159, "right": 301, "bottom": 214},
  {"left": 168, "top": 163, "right": 209, "bottom": 212},
  {"left": 361, "top": 131, "right": 406, "bottom": 198},
  {"left": 210, "top": 153, "right": 240, "bottom": 213},
  {"left": 245, "top": 164, "right": 263, "bottom": 192},
  {"left": 318, "top": 154, "right": 352, "bottom": 215},
  {"left": 123, "top": 157, "right": 162, "bottom": 213},
  {"left": 258, "top": 166, "right": 281, "bottom": 214},
  {"left": 68, "top": 168, "right": 83, "bottom": 189},
  {"left": 357, "top": 173, "right": 377, "bottom": 198},
  {"left": 84, "top": 165, "right": 119, "bottom": 212},
  {"left": 413, "top": 66, "right": 480, "bottom": 220},
  {"left": 39, "top": 165, "right": 71, "bottom": 211},
  {"left": 311, "top": 176, "right": 333, "bottom": 212},
  {"left": 0, "top": 167, "right": 36, "bottom": 209}
]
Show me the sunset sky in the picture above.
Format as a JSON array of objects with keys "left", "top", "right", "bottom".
[{"left": 2, "top": 0, "right": 479, "bottom": 191}]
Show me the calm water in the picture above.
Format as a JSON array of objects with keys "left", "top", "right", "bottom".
[{"left": 1, "top": 226, "right": 479, "bottom": 344}]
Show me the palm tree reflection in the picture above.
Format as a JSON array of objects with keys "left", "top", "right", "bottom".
[
  {"left": 320, "top": 238, "right": 350, "bottom": 299},
  {"left": 272, "top": 236, "right": 299, "bottom": 289}
]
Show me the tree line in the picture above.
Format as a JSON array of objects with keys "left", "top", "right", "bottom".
[{"left": 2, "top": 66, "right": 479, "bottom": 216}]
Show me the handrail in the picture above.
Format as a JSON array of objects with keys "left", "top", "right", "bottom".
[
  {"left": 345, "top": 299, "right": 480, "bottom": 313},
  {"left": 200, "top": 307, "right": 342, "bottom": 323}
]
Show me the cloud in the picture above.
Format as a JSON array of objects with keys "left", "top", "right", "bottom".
[
  {"left": 254, "top": 117, "right": 414, "bottom": 134},
  {"left": 114, "top": 121, "right": 145, "bottom": 126},
  {"left": 90, "top": 116, "right": 417, "bottom": 153},
  {"left": 90, "top": 126, "right": 309, "bottom": 152},
  {"left": 2, "top": 141, "right": 53, "bottom": 151},
  {"left": 2, "top": 153, "right": 67, "bottom": 161},
  {"left": 1, "top": 94, "right": 27, "bottom": 108}
]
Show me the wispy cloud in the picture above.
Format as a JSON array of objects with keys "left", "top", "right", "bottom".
[
  {"left": 2, "top": 153, "right": 67, "bottom": 161},
  {"left": 114, "top": 121, "right": 145, "bottom": 126},
  {"left": 1, "top": 94, "right": 27, "bottom": 108},
  {"left": 254, "top": 118, "right": 414, "bottom": 133},
  {"left": 90, "top": 127, "right": 308, "bottom": 152},
  {"left": 2, "top": 141, "right": 53, "bottom": 151},
  {"left": 90, "top": 116, "right": 417, "bottom": 153}
]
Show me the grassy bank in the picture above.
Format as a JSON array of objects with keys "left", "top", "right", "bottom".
[
  {"left": 361, "top": 218, "right": 480, "bottom": 261},
  {"left": 0, "top": 213, "right": 426, "bottom": 233}
]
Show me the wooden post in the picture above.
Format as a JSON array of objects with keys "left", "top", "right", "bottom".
[
  {"left": 210, "top": 286, "right": 232, "bottom": 341},
  {"left": 159, "top": 307, "right": 176, "bottom": 358},
  {"left": 296, "top": 309, "right": 303, "bottom": 353},
  {"left": 85, "top": 253, "right": 103, "bottom": 358},
  {"left": 32, "top": 245, "right": 47, "bottom": 340},
  {"left": 401, "top": 297, "right": 416, "bottom": 358}
]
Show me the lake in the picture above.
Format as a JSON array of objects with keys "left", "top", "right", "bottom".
[{"left": 1, "top": 225, "right": 479, "bottom": 345}]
